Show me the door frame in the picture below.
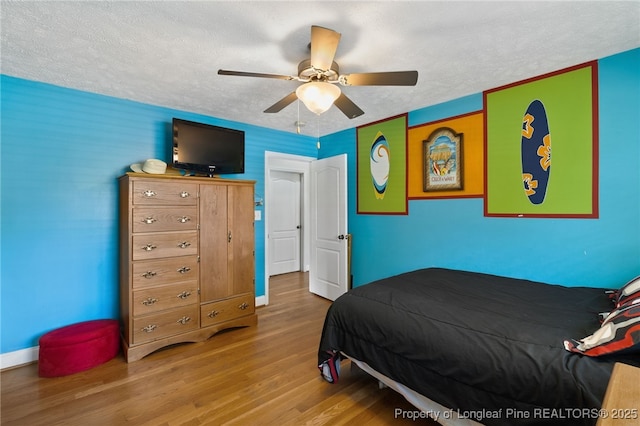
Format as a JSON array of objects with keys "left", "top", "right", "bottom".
[{"left": 264, "top": 151, "right": 314, "bottom": 305}]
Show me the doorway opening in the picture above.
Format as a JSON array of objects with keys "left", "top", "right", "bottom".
[{"left": 264, "top": 151, "right": 313, "bottom": 306}]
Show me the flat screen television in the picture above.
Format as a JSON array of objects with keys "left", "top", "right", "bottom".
[{"left": 172, "top": 118, "right": 245, "bottom": 176}]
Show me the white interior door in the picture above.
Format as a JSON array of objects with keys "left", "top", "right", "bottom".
[
  {"left": 268, "top": 171, "right": 301, "bottom": 276},
  {"left": 310, "top": 154, "right": 348, "bottom": 301}
]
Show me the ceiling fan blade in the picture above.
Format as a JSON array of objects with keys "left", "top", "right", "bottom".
[
  {"left": 310, "top": 25, "right": 341, "bottom": 71},
  {"left": 218, "top": 69, "right": 295, "bottom": 81},
  {"left": 334, "top": 93, "right": 364, "bottom": 119},
  {"left": 341, "top": 71, "right": 419, "bottom": 86},
  {"left": 264, "top": 91, "right": 298, "bottom": 113}
]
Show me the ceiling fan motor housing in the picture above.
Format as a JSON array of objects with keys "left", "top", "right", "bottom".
[
  {"left": 218, "top": 25, "right": 417, "bottom": 118},
  {"left": 298, "top": 59, "right": 340, "bottom": 82}
]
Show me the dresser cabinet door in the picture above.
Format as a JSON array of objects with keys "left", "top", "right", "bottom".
[
  {"left": 199, "top": 184, "right": 229, "bottom": 301},
  {"left": 228, "top": 184, "right": 255, "bottom": 296}
]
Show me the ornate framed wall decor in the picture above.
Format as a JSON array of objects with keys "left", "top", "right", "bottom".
[
  {"left": 407, "top": 111, "right": 483, "bottom": 200},
  {"left": 423, "top": 127, "right": 463, "bottom": 191}
]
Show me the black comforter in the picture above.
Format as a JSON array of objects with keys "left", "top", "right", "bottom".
[{"left": 318, "top": 268, "right": 640, "bottom": 425}]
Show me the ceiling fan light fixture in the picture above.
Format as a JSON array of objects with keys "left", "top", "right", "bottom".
[{"left": 295, "top": 81, "right": 341, "bottom": 115}]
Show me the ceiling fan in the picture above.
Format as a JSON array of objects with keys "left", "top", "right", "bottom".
[{"left": 218, "top": 25, "right": 418, "bottom": 119}]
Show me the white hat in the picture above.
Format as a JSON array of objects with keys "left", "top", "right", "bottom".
[{"left": 130, "top": 159, "right": 167, "bottom": 174}]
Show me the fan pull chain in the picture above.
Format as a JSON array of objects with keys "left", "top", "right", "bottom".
[
  {"left": 297, "top": 100, "right": 301, "bottom": 134},
  {"left": 316, "top": 114, "right": 321, "bottom": 150}
]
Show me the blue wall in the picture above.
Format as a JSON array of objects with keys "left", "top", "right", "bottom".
[
  {"left": 2, "top": 48, "right": 639, "bottom": 355},
  {"left": 321, "top": 48, "right": 640, "bottom": 289},
  {"left": 0, "top": 76, "right": 317, "bottom": 353}
]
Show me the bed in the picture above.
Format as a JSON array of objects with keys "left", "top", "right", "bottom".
[{"left": 318, "top": 268, "right": 640, "bottom": 426}]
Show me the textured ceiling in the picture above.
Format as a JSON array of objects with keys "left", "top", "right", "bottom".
[{"left": 2, "top": 1, "right": 639, "bottom": 136}]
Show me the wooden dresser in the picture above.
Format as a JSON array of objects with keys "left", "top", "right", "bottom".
[
  {"left": 597, "top": 362, "right": 640, "bottom": 426},
  {"left": 119, "top": 173, "right": 256, "bottom": 362}
]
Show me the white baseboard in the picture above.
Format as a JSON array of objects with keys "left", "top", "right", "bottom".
[
  {"left": 256, "top": 295, "right": 267, "bottom": 307},
  {"left": 1, "top": 346, "right": 39, "bottom": 370},
  {"left": 3, "top": 298, "right": 268, "bottom": 370}
]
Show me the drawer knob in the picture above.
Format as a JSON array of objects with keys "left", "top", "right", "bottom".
[
  {"left": 177, "top": 266, "right": 191, "bottom": 274},
  {"left": 178, "top": 241, "right": 191, "bottom": 249},
  {"left": 143, "top": 217, "right": 157, "bottom": 224},
  {"left": 142, "top": 244, "right": 157, "bottom": 251},
  {"left": 177, "top": 291, "right": 191, "bottom": 300},
  {"left": 177, "top": 316, "right": 191, "bottom": 325},
  {"left": 142, "top": 271, "right": 157, "bottom": 279},
  {"left": 208, "top": 310, "right": 219, "bottom": 318},
  {"left": 238, "top": 302, "right": 249, "bottom": 310},
  {"left": 178, "top": 216, "right": 191, "bottom": 223},
  {"left": 142, "top": 297, "right": 158, "bottom": 306},
  {"left": 141, "top": 324, "right": 157, "bottom": 333},
  {"left": 143, "top": 190, "right": 157, "bottom": 197},
  {"left": 180, "top": 191, "right": 191, "bottom": 198}
]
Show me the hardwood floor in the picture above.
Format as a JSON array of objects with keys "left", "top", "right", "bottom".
[{"left": 1, "top": 272, "right": 437, "bottom": 425}]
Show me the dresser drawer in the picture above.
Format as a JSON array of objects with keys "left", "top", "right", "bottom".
[
  {"left": 200, "top": 293, "right": 255, "bottom": 327},
  {"left": 133, "top": 282, "right": 198, "bottom": 316},
  {"left": 132, "top": 305, "right": 199, "bottom": 345},
  {"left": 132, "top": 231, "right": 198, "bottom": 260},
  {"left": 132, "top": 256, "right": 199, "bottom": 289},
  {"left": 132, "top": 207, "right": 197, "bottom": 233},
  {"left": 132, "top": 180, "right": 197, "bottom": 206}
]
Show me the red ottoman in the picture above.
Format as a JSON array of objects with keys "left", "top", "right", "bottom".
[{"left": 38, "top": 319, "right": 120, "bottom": 377}]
